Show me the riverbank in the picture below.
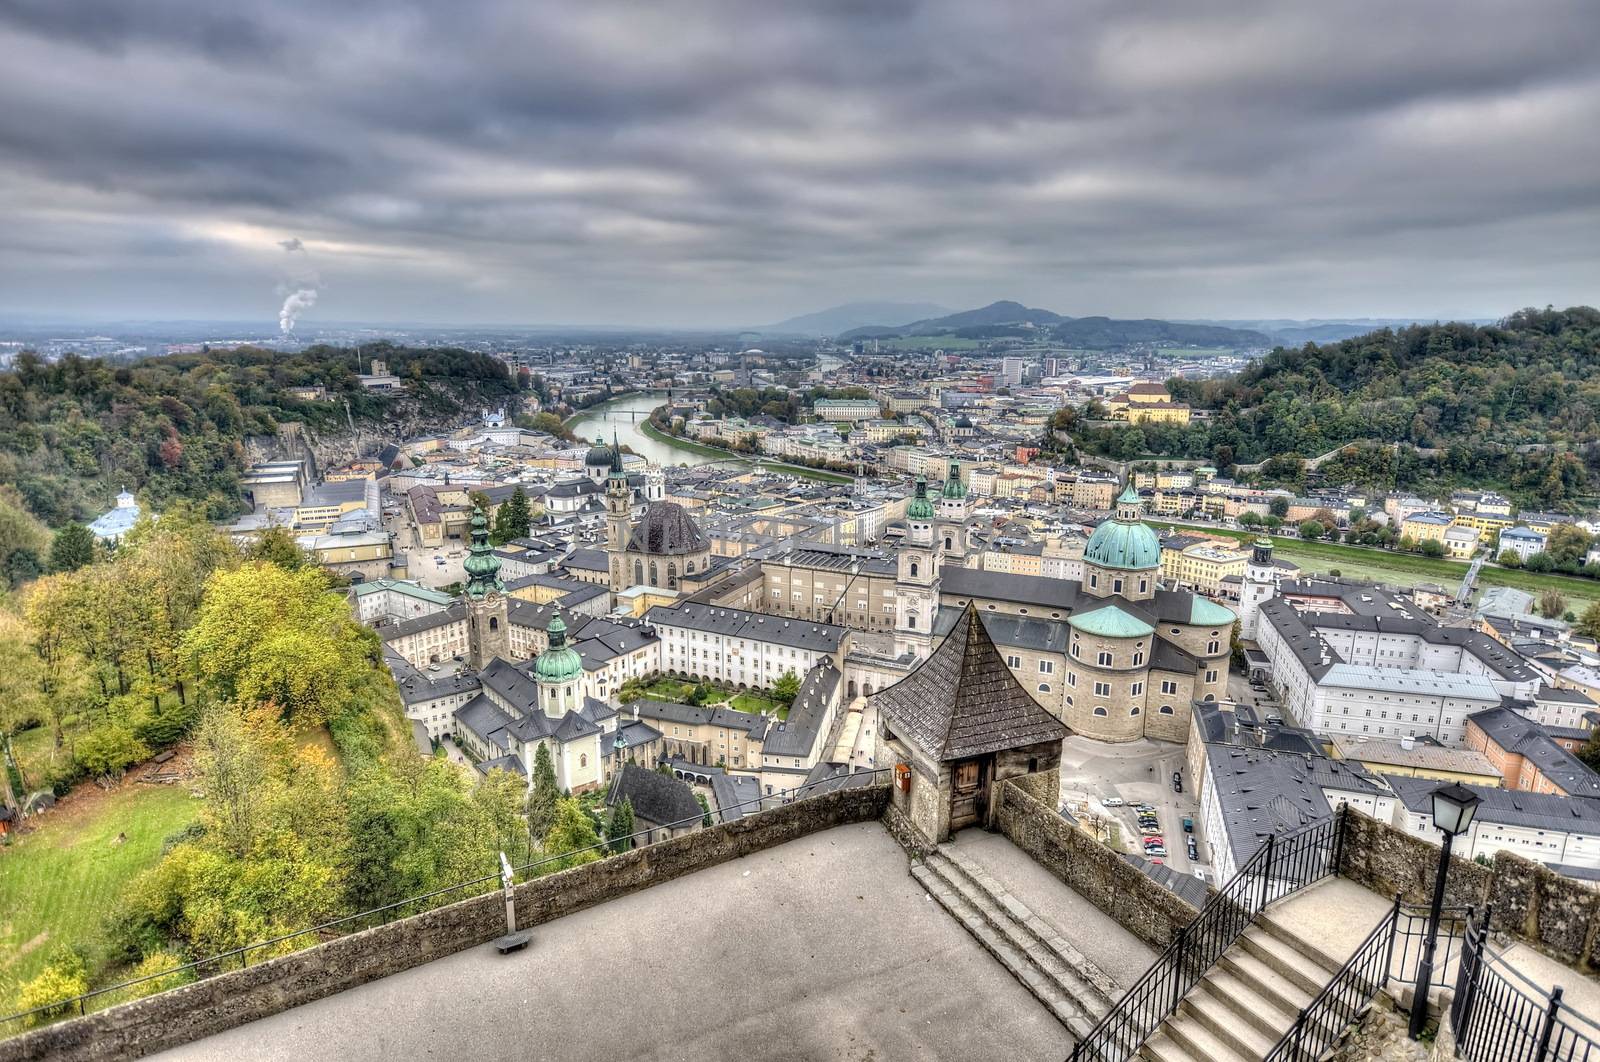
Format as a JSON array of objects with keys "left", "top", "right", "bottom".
[
  {"left": 560, "top": 390, "right": 647, "bottom": 427},
  {"left": 637, "top": 418, "right": 854, "bottom": 485}
]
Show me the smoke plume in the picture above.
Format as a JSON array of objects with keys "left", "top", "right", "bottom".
[
  {"left": 279, "top": 287, "right": 318, "bottom": 333},
  {"left": 276, "top": 235, "right": 319, "bottom": 335}
]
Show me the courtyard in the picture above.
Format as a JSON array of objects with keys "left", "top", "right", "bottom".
[
  {"left": 152, "top": 823, "right": 1078, "bottom": 1062},
  {"left": 1057, "top": 735, "right": 1208, "bottom": 878}
]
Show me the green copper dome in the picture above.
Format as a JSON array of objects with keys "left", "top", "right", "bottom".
[
  {"left": 907, "top": 475, "right": 935, "bottom": 520},
  {"left": 1084, "top": 487, "right": 1160, "bottom": 571},
  {"left": 462, "top": 508, "right": 504, "bottom": 598},
  {"left": 534, "top": 614, "right": 583, "bottom": 682},
  {"left": 941, "top": 460, "right": 966, "bottom": 500}
]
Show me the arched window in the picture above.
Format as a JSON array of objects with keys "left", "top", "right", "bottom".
[
  {"left": 1130, "top": 707, "right": 1141, "bottom": 716},
  {"left": 634, "top": 560, "right": 644, "bottom": 585},
  {"left": 649, "top": 561, "right": 659, "bottom": 585},
  {"left": 909, "top": 561, "right": 919, "bottom": 578},
  {"left": 1133, "top": 652, "right": 1144, "bottom": 666},
  {"left": 1093, "top": 706, "right": 1108, "bottom": 717},
  {"left": 1159, "top": 705, "right": 1174, "bottom": 714},
  {"left": 1037, "top": 683, "right": 1050, "bottom": 693},
  {"left": 667, "top": 562, "right": 678, "bottom": 588},
  {"left": 1206, "top": 640, "right": 1220, "bottom": 655},
  {"left": 579, "top": 754, "right": 587, "bottom": 767},
  {"left": 944, "top": 535, "right": 953, "bottom": 551},
  {"left": 687, "top": 560, "right": 695, "bottom": 573}
]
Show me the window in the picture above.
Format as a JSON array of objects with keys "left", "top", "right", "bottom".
[
  {"left": 1037, "top": 683, "right": 1051, "bottom": 693},
  {"left": 1067, "top": 672, "right": 1076, "bottom": 687},
  {"left": 1130, "top": 681, "right": 1143, "bottom": 696},
  {"left": 1097, "top": 651, "right": 1113, "bottom": 667},
  {"left": 1161, "top": 679, "right": 1178, "bottom": 695},
  {"left": 1094, "top": 681, "right": 1111, "bottom": 697},
  {"left": 1132, "top": 652, "right": 1144, "bottom": 667},
  {"left": 1130, "top": 707, "right": 1140, "bottom": 716},
  {"left": 1113, "top": 578, "right": 1123, "bottom": 595},
  {"left": 579, "top": 754, "right": 587, "bottom": 767},
  {"left": 1206, "top": 640, "right": 1220, "bottom": 655},
  {"left": 1038, "top": 660, "right": 1054, "bottom": 674},
  {"left": 1093, "top": 706, "right": 1108, "bottom": 717},
  {"left": 1159, "top": 704, "right": 1174, "bottom": 714},
  {"left": 1006, "top": 655, "right": 1022, "bottom": 668}
]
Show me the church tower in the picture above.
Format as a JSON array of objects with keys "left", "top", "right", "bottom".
[
  {"left": 1238, "top": 537, "right": 1277, "bottom": 639},
  {"left": 534, "top": 614, "right": 584, "bottom": 718},
  {"left": 895, "top": 475, "right": 940, "bottom": 659},
  {"left": 464, "top": 508, "right": 509, "bottom": 670},
  {"left": 605, "top": 435, "right": 631, "bottom": 591},
  {"left": 936, "top": 458, "right": 969, "bottom": 562}
]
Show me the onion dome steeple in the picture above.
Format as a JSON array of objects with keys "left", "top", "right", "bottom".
[
  {"left": 907, "top": 475, "right": 935, "bottom": 520},
  {"left": 534, "top": 614, "right": 584, "bottom": 682},
  {"left": 1083, "top": 481, "right": 1160, "bottom": 571},
  {"left": 941, "top": 460, "right": 965, "bottom": 500},
  {"left": 463, "top": 507, "right": 504, "bottom": 598},
  {"left": 608, "top": 430, "right": 626, "bottom": 479}
]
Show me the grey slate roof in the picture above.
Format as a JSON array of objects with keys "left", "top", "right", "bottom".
[
  {"left": 872, "top": 602, "right": 1069, "bottom": 762},
  {"left": 626, "top": 500, "right": 711, "bottom": 555},
  {"left": 1384, "top": 774, "right": 1600, "bottom": 835},
  {"left": 644, "top": 601, "right": 846, "bottom": 653},
  {"left": 1467, "top": 706, "right": 1600, "bottom": 799},
  {"left": 606, "top": 763, "right": 705, "bottom": 829},
  {"left": 762, "top": 659, "right": 841, "bottom": 758},
  {"left": 709, "top": 772, "right": 763, "bottom": 823},
  {"left": 626, "top": 698, "right": 769, "bottom": 738},
  {"left": 1204, "top": 744, "right": 1385, "bottom": 869}
]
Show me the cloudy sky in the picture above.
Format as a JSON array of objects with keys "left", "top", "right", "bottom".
[{"left": 3, "top": 0, "right": 1599, "bottom": 329}]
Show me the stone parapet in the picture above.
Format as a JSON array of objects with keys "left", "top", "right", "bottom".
[{"left": 1, "top": 784, "right": 891, "bottom": 1062}]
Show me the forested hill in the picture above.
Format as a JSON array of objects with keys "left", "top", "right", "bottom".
[
  {"left": 1169, "top": 307, "right": 1600, "bottom": 452},
  {"left": 1064, "top": 307, "right": 1600, "bottom": 508},
  {"left": 0, "top": 342, "right": 513, "bottom": 526}
]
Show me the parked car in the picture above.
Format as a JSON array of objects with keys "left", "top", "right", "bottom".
[
  {"left": 1182, "top": 817, "right": 1194, "bottom": 833},
  {"left": 1103, "top": 797, "right": 1124, "bottom": 808},
  {"left": 1172, "top": 771, "right": 1184, "bottom": 793},
  {"left": 1187, "top": 838, "right": 1199, "bottom": 860},
  {"left": 1143, "top": 835, "right": 1164, "bottom": 847},
  {"left": 1146, "top": 847, "right": 1167, "bottom": 858}
]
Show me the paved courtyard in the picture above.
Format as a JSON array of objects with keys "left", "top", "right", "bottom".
[
  {"left": 1058, "top": 735, "right": 1206, "bottom": 877},
  {"left": 154, "top": 823, "right": 1074, "bottom": 1062}
]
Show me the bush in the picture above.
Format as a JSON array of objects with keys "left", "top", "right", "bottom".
[
  {"left": 73, "top": 724, "right": 151, "bottom": 779},
  {"left": 133, "top": 698, "right": 199, "bottom": 749},
  {"left": 12, "top": 948, "right": 89, "bottom": 1027},
  {"left": 95, "top": 951, "right": 192, "bottom": 1009}
]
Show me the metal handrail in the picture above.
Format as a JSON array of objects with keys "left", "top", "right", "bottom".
[
  {"left": 1266, "top": 894, "right": 1400, "bottom": 1062},
  {"left": 0, "top": 767, "right": 890, "bottom": 1037},
  {"left": 1068, "top": 808, "right": 1344, "bottom": 1062},
  {"left": 1451, "top": 910, "right": 1600, "bottom": 1062}
]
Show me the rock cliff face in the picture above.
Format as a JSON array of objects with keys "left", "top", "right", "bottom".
[{"left": 245, "top": 384, "right": 516, "bottom": 473}]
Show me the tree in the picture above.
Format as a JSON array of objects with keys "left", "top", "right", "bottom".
[
  {"left": 1524, "top": 551, "right": 1555, "bottom": 572},
  {"left": 1497, "top": 549, "right": 1523, "bottom": 568},
  {"left": 1545, "top": 524, "right": 1592, "bottom": 571},
  {"left": 1238, "top": 512, "right": 1262, "bottom": 528},
  {"left": 525, "top": 743, "right": 560, "bottom": 843},
  {"left": 1576, "top": 602, "right": 1600, "bottom": 642},
  {"left": 476, "top": 766, "right": 532, "bottom": 866},
  {"left": 540, "top": 798, "right": 603, "bottom": 872},
  {"left": 492, "top": 487, "right": 532, "bottom": 545},
  {"left": 245, "top": 527, "right": 308, "bottom": 570},
  {"left": 1268, "top": 497, "right": 1289, "bottom": 518},
  {"left": 606, "top": 797, "right": 636, "bottom": 854},
  {"left": 73, "top": 723, "right": 150, "bottom": 779},
  {"left": 1419, "top": 540, "right": 1445, "bottom": 558},
  {"left": 49, "top": 523, "right": 96, "bottom": 574},
  {"left": 193, "top": 705, "right": 273, "bottom": 859},
  {"left": 695, "top": 791, "right": 712, "bottom": 828},
  {"left": 772, "top": 670, "right": 800, "bottom": 707},
  {"left": 1537, "top": 589, "right": 1567, "bottom": 620},
  {"left": 1298, "top": 520, "right": 1323, "bottom": 541}
]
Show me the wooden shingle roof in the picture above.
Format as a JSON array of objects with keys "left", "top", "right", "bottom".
[{"left": 872, "top": 602, "right": 1069, "bottom": 762}]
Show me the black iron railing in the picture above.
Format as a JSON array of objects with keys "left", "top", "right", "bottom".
[
  {"left": 1266, "top": 894, "right": 1400, "bottom": 1062},
  {"left": 1068, "top": 809, "right": 1343, "bottom": 1062},
  {"left": 0, "top": 767, "right": 890, "bottom": 1039},
  {"left": 1391, "top": 901, "right": 1473, "bottom": 992},
  {"left": 1451, "top": 909, "right": 1600, "bottom": 1062}
]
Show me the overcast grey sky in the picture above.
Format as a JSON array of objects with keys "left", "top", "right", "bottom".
[{"left": 2, "top": 0, "right": 1598, "bottom": 328}]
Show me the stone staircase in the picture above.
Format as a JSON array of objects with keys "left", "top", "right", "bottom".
[
  {"left": 911, "top": 844, "right": 1119, "bottom": 1038},
  {"left": 1139, "top": 911, "right": 1349, "bottom": 1061}
]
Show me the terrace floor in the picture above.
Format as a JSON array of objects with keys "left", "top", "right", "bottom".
[{"left": 154, "top": 822, "right": 1074, "bottom": 1062}]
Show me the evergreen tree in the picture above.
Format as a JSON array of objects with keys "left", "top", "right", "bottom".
[
  {"left": 772, "top": 670, "right": 800, "bottom": 707},
  {"left": 49, "top": 523, "right": 96, "bottom": 573},
  {"left": 540, "top": 797, "right": 603, "bottom": 872},
  {"left": 606, "top": 797, "right": 636, "bottom": 854},
  {"left": 525, "top": 742, "right": 560, "bottom": 844},
  {"left": 492, "top": 487, "right": 532, "bottom": 544}
]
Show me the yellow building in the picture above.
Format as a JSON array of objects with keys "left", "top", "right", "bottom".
[
  {"left": 1327, "top": 736, "right": 1502, "bottom": 788},
  {"left": 1127, "top": 403, "right": 1192, "bottom": 426},
  {"left": 1400, "top": 511, "right": 1454, "bottom": 545},
  {"left": 1453, "top": 511, "right": 1515, "bottom": 545},
  {"left": 1159, "top": 538, "right": 1248, "bottom": 596}
]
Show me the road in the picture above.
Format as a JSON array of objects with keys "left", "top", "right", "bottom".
[{"left": 1057, "top": 736, "right": 1206, "bottom": 878}]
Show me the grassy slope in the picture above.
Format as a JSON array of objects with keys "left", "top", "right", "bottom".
[
  {"left": 0, "top": 785, "right": 200, "bottom": 990},
  {"left": 1149, "top": 522, "right": 1600, "bottom": 613}
]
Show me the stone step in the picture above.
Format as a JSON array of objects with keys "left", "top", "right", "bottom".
[
  {"left": 1160, "top": 1006, "right": 1256, "bottom": 1062},
  {"left": 1194, "top": 966, "right": 1304, "bottom": 1042},
  {"left": 910, "top": 861, "right": 1097, "bottom": 1039},
  {"left": 932, "top": 844, "right": 1120, "bottom": 1016},
  {"left": 1256, "top": 911, "right": 1350, "bottom": 977},
  {"left": 1179, "top": 977, "right": 1278, "bottom": 1058},
  {"left": 1219, "top": 948, "right": 1317, "bottom": 1016},
  {"left": 1239, "top": 925, "right": 1332, "bottom": 998}
]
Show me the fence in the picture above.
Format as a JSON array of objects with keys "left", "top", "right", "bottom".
[
  {"left": 1451, "top": 909, "right": 1600, "bottom": 1062},
  {"left": 0, "top": 767, "right": 889, "bottom": 1039},
  {"left": 1068, "top": 809, "right": 1342, "bottom": 1062},
  {"left": 1266, "top": 895, "right": 1401, "bottom": 1062}
]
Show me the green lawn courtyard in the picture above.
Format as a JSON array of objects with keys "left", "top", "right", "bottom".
[
  {"left": 0, "top": 783, "right": 201, "bottom": 992},
  {"left": 620, "top": 677, "right": 790, "bottom": 720}
]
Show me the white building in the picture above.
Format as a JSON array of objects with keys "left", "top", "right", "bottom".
[
  {"left": 1386, "top": 775, "right": 1600, "bottom": 873},
  {"left": 645, "top": 601, "right": 847, "bottom": 691},
  {"left": 1496, "top": 526, "right": 1547, "bottom": 563}
]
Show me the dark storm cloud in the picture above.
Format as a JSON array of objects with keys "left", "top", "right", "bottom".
[{"left": 1, "top": 0, "right": 1598, "bottom": 326}]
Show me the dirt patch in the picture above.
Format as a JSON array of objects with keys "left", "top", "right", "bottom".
[{"left": 18, "top": 745, "right": 193, "bottom": 846}]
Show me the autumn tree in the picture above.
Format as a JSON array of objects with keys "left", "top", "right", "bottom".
[
  {"left": 1537, "top": 589, "right": 1567, "bottom": 620},
  {"left": 1576, "top": 602, "right": 1600, "bottom": 642}
]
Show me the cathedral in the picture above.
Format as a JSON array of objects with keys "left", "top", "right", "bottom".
[{"left": 602, "top": 443, "right": 711, "bottom": 592}]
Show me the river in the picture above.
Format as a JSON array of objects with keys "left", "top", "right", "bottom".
[{"left": 565, "top": 392, "right": 715, "bottom": 467}]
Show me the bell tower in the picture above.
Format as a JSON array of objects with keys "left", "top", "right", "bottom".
[
  {"left": 605, "top": 434, "right": 632, "bottom": 591},
  {"left": 937, "top": 458, "right": 969, "bottom": 561},
  {"left": 463, "top": 507, "right": 508, "bottom": 670},
  {"left": 1238, "top": 537, "right": 1277, "bottom": 639},
  {"left": 895, "top": 475, "right": 940, "bottom": 659}
]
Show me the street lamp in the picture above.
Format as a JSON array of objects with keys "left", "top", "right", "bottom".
[{"left": 1409, "top": 782, "right": 1482, "bottom": 1038}]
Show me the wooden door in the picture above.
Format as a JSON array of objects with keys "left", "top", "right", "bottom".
[{"left": 949, "top": 757, "right": 990, "bottom": 831}]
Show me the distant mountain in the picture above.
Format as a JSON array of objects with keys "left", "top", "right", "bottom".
[
  {"left": 840, "top": 300, "right": 1267, "bottom": 348},
  {"left": 760, "top": 301, "right": 951, "bottom": 336}
]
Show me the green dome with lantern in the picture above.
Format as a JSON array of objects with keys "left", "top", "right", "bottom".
[
  {"left": 463, "top": 508, "right": 504, "bottom": 598},
  {"left": 534, "top": 614, "right": 583, "bottom": 682},
  {"left": 907, "top": 475, "right": 935, "bottom": 520},
  {"left": 1083, "top": 483, "right": 1161, "bottom": 571},
  {"left": 941, "top": 461, "right": 966, "bottom": 500}
]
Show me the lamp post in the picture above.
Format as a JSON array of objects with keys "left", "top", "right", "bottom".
[{"left": 1409, "top": 782, "right": 1482, "bottom": 1038}]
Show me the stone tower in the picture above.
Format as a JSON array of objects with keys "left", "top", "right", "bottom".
[
  {"left": 1238, "top": 537, "right": 1277, "bottom": 640},
  {"left": 463, "top": 507, "right": 509, "bottom": 670},
  {"left": 605, "top": 435, "right": 631, "bottom": 590},
  {"left": 895, "top": 475, "right": 940, "bottom": 659},
  {"left": 936, "top": 458, "right": 969, "bottom": 561}
]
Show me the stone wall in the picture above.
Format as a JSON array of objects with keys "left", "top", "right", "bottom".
[
  {"left": 1338, "top": 807, "right": 1600, "bottom": 975},
  {"left": 993, "top": 775, "right": 1199, "bottom": 949},
  {"left": 1, "top": 784, "right": 891, "bottom": 1062}
]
